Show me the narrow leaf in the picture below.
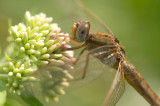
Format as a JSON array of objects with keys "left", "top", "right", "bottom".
[
  {"left": 21, "top": 90, "right": 43, "bottom": 106},
  {"left": 5, "top": 52, "right": 12, "bottom": 61}
]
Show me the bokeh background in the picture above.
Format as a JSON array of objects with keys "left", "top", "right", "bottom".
[{"left": 0, "top": 0, "right": 160, "bottom": 106}]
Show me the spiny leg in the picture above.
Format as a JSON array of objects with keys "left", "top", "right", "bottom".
[
  {"left": 70, "top": 39, "right": 84, "bottom": 46},
  {"left": 64, "top": 42, "right": 87, "bottom": 51},
  {"left": 81, "top": 50, "right": 90, "bottom": 79},
  {"left": 57, "top": 34, "right": 84, "bottom": 46},
  {"left": 68, "top": 50, "right": 91, "bottom": 82},
  {"left": 74, "top": 47, "right": 87, "bottom": 65},
  {"left": 51, "top": 34, "right": 85, "bottom": 49},
  {"left": 50, "top": 34, "right": 67, "bottom": 46}
]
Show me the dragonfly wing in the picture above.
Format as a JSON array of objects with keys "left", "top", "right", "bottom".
[
  {"left": 68, "top": 45, "right": 117, "bottom": 90},
  {"left": 103, "top": 61, "right": 125, "bottom": 106},
  {"left": 57, "top": 0, "right": 113, "bottom": 35},
  {"left": 75, "top": 0, "right": 114, "bottom": 35}
]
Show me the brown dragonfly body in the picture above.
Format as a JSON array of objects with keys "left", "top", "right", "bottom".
[
  {"left": 86, "top": 31, "right": 160, "bottom": 106},
  {"left": 67, "top": 21, "right": 160, "bottom": 106},
  {"left": 65, "top": 0, "right": 160, "bottom": 105},
  {"left": 124, "top": 60, "right": 160, "bottom": 106}
]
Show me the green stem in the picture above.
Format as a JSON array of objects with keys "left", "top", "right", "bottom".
[{"left": 0, "top": 74, "right": 9, "bottom": 79}]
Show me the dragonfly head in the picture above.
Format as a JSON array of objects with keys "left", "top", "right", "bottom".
[{"left": 71, "top": 21, "right": 90, "bottom": 42}]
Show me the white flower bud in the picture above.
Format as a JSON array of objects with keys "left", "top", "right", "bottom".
[
  {"left": 12, "top": 82, "right": 18, "bottom": 88},
  {"left": 30, "top": 33, "right": 38, "bottom": 39},
  {"left": 15, "top": 38, "right": 22, "bottom": 43},
  {"left": 52, "top": 97, "right": 59, "bottom": 102},
  {"left": 45, "top": 40, "right": 55, "bottom": 47},
  {"left": 25, "top": 43, "right": 30, "bottom": 49},
  {"left": 28, "top": 49, "right": 35, "bottom": 54},
  {"left": 13, "top": 68, "right": 19, "bottom": 73},
  {"left": 47, "top": 45, "right": 57, "bottom": 53},
  {"left": 30, "top": 27, "right": 39, "bottom": 34},
  {"left": 24, "top": 69, "right": 36, "bottom": 75},
  {"left": 51, "top": 54, "right": 62, "bottom": 59},
  {"left": 16, "top": 73, "right": 21, "bottom": 79},
  {"left": 25, "top": 11, "right": 31, "bottom": 23},
  {"left": 39, "top": 61, "right": 49, "bottom": 66},
  {"left": 3, "top": 67, "right": 9, "bottom": 72},
  {"left": 40, "top": 23, "right": 49, "bottom": 30},
  {"left": 41, "top": 47, "right": 47, "bottom": 54},
  {"left": 60, "top": 82, "right": 69, "bottom": 87},
  {"left": 8, "top": 72, "right": 13, "bottom": 76},
  {"left": 41, "top": 30, "right": 49, "bottom": 36},
  {"left": 41, "top": 54, "right": 50, "bottom": 59},
  {"left": 22, "top": 32, "right": 28, "bottom": 43},
  {"left": 20, "top": 47, "right": 25, "bottom": 53},
  {"left": 9, "top": 62, "right": 14, "bottom": 70},
  {"left": 46, "top": 17, "right": 53, "bottom": 23},
  {"left": 24, "top": 60, "right": 30, "bottom": 68}
]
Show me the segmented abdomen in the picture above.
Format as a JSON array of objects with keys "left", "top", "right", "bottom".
[{"left": 123, "top": 61, "right": 160, "bottom": 106}]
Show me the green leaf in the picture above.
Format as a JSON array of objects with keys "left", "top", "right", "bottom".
[
  {"left": 5, "top": 52, "right": 12, "bottom": 61},
  {"left": 21, "top": 90, "right": 43, "bottom": 106},
  {"left": 0, "top": 81, "right": 7, "bottom": 106}
]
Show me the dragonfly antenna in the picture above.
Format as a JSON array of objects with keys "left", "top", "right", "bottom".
[{"left": 76, "top": 0, "right": 114, "bottom": 35}]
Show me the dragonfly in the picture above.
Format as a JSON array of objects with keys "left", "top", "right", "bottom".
[{"left": 60, "top": 0, "right": 160, "bottom": 106}]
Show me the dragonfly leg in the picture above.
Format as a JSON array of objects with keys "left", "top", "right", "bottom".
[
  {"left": 69, "top": 45, "right": 118, "bottom": 82},
  {"left": 81, "top": 51, "right": 91, "bottom": 79},
  {"left": 70, "top": 39, "right": 84, "bottom": 46},
  {"left": 53, "top": 34, "right": 87, "bottom": 51},
  {"left": 50, "top": 34, "right": 70, "bottom": 47},
  {"left": 64, "top": 43, "right": 87, "bottom": 51},
  {"left": 68, "top": 51, "right": 91, "bottom": 82},
  {"left": 74, "top": 47, "right": 87, "bottom": 65},
  {"left": 57, "top": 34, "right": 85, "bottom": 47}
]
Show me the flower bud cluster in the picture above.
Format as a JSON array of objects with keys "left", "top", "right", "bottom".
[
  {"left": 39, "top": 51, "right": 75, "bottom": 102},
  {"left": 1, "top": 11, "right": 74, "bottom": 100}
]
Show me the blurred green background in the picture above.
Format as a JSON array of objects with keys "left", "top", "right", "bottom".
[{"left": 0, "top": 0, "right": 160, "bottom": 106}]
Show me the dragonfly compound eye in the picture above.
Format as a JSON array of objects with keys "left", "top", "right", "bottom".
[
  {"left": 71, "top": 22, "right": 79, "bottom": 40},
  {"left": 75, "top": 21, "right": 90, "bottom": 42}
]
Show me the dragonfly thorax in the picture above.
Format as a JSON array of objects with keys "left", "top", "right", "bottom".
[
  {"left": 87, "top": 32, "right": 120, "bottom": 47},
  {"left": 85, "top": 32, "right": 126, "bottom": 68}
]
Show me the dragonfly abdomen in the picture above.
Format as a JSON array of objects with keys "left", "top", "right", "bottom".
[{"left": 123, "top": 61, "right": 160, "bottom": 106}]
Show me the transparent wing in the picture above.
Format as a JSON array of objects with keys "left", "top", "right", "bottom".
[
  {"left": 55, "top": 0, "right": 113, "bottom": 35},
  {"left": 67, "top": 45, "right": 116, "bottom": 90},
  {"left": 75, "top": 0, "right": 114, "bottom": 35},
  {"left": 103, "top": 61, "right": 125, "bottom": 106},
  {"left": 73, "top": 45, "right": 125, "bottom": 106}
]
